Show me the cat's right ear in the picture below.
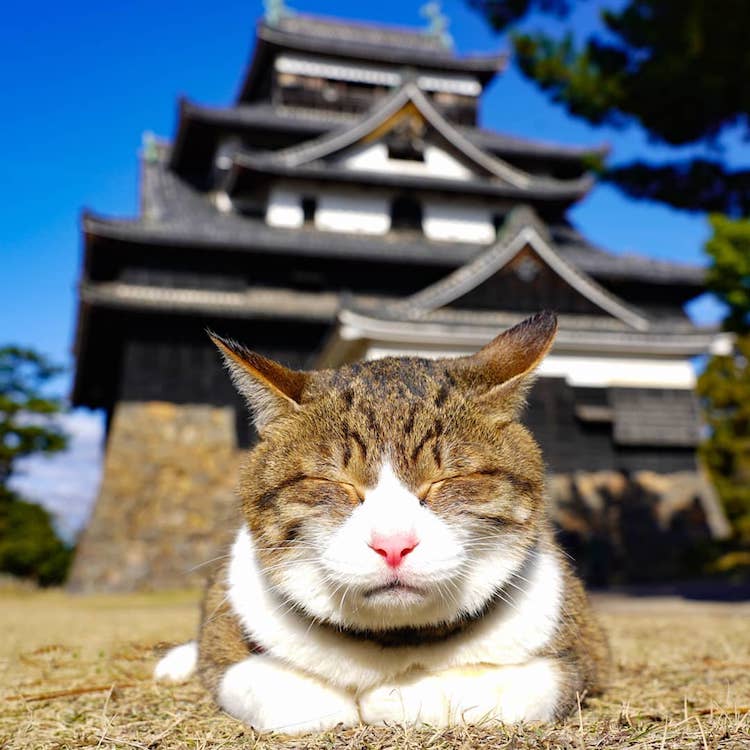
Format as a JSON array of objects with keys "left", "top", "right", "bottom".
[
  {"left": 208, "top": 332, "right": 308, "bottom": 433},
  {"left": 447, "top": 311, "right": 557, "bottom": 420}
]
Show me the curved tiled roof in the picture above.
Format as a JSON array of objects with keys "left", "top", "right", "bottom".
[
  {"left": 334, "top": 305, "right": 717, "bottom": 356},
  {"left": 272, "top": 15, "right": 451, "bottom": 53},
  {"left": 170, "top": 99, "right": 608, "bottom": 177},
  {"left": 229, "top": 159, "right": 594, "bottom": 201},
  {"left": 228, "top": 84, "right": 594, "bottom": 201},
  {"left": 393, "top": 206, "right": 651, "bottom": 331},
  {"left": 84, "top": 153, "right": 705, "bottom": 287},
  {"left": 239, "top": 17, "right": 505, "bottom": 101}
]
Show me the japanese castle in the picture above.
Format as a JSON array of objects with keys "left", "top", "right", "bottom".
[{"left": 69, "top": 8, "right": 729, "bottom": 591}]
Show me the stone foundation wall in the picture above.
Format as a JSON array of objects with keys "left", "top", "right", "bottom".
[
  {"left": 549, "top": 470, "right": 731, "bottom": 585},
  {"left": 68, "top": 402, "right": 243, "bottom": 592},
  {"left": 69, "top": 402, "right": 731, "bottom": 590}
]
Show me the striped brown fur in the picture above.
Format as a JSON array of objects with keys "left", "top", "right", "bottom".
[{"left": 195, "top": 312, "right": 610, "bottom": 725}]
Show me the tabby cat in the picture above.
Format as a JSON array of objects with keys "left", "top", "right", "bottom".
[{"left": 155, "top": 311, "right": 609, "bottom": 733}]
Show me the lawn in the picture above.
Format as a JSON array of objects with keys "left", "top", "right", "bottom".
[{"left": 1, "top": 588, "right": 748, "bottom": 749}]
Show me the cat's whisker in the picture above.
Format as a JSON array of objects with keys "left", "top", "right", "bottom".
[
  {"left": 169, "top": 313, "right": 608, "bottom": 732},
  {"left": 262, "top": 589, "right": 306, "bottom": 621},
  {"left": 201, "top": 592, "right": 232, "bottom": 628},
  {"left": 252, "top": 543, "right": 317, "bottom": 552},
  {"left": 340, "top": 589, "right": 353, "bottom": 615},
  {"left": 259, "top": 562, "right": 312, "bottom": 574},
  {"left": 258, "top": 558, "right": 316, "bottom": 574},
  {"left": 186, "top": 553, "right": 233, "bottom": 572}
]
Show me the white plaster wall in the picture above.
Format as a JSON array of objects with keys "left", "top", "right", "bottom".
[
  {"left": 265, "top": 189, "right": 303, "bottom": 228},
  {"left": 537, "top": 354, "right": 696, "bottom": 388},
  {"left": 213, "top": 191, "right": 233, "bottom": 214},
  {"left": 422, "top": 202, "right": 495, "bottom": 244},
  {"left": 424, "top": 146, "right": 473, "bottom": 179},
  {"left": 363, "top": 346, "right": 697, "bottom": 389},
  {"left": 315, "top": 193, "right": 390, "bottom": 235},
  {"left": 275, "top": 54, "right": 482, "bottom": 96},
  {"left": 340, "top": 143, "right": 473, "bottom": 180}
]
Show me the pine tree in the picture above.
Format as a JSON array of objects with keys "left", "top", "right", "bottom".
[
  {"left": 468, "top": 0, "right": 750, "bottom": 215},
  {"left": 0, "top": 347, "right": 71, "bottom": 585},
  {"left": 470, "top": 1, "right": 750, "bottom": 548},
  {"left": 697, "top": 217, "right": 750, "bottom": 545}
]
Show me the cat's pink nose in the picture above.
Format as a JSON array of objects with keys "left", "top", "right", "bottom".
[{"left": 369, "top": 533, "right": 419, "bottom": 568}]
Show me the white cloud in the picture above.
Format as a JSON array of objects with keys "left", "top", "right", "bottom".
[{"left": 8, "top": 409, "right": 105, "bottom": 543}]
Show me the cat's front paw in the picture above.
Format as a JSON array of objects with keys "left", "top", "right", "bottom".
[
  {"left": 359, "top": 677, "right": 445, "bottom": 727},
  {"left": 218, "top": 656, "right": 359, "bottom": 734},
  {"left": 358, "top": 660, "right": 561, "bottom": 727},
  {"left": 154, "top": 641, "right": 198, "bottom": 683}
]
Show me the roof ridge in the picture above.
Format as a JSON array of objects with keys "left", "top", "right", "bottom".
[
  {"left": 231, "top": 83, "right": 593, "bottom": 194},
  {"left": 271, "top": 13, "right": 446, "bottom": 48},
  {"left": 394, "top": 206, "right": 651, "bottom": 331},
  {"left": 171, "top": 98, "right": 609, "bottom": 177}
]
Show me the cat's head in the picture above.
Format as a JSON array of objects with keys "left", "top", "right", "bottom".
[{"left": 212, "top": 311, "right": 557, "bottom": 632}]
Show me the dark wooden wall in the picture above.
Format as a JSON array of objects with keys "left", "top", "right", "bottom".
[
  {"left": 524, "top": 378, "right": 697, "bottom": 474},
  {"left": 450, "top": 247, "right": 603, "bottom": 315},
  {"left": 97, "top": 311, "right": 327, "bottom": 447},
  {"left": 89, "top": 238, "right": 450, "bottom": 297}
]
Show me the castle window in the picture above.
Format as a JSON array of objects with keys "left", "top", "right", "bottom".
[
  {"left": 387, "top": 140, "right": 424, "bottom": 162},
  {"left": 301, "top": 196, "right": 317, "bottom": 225},
  {"left": 390, "top": 195, "right": 423, "bottom": 232}
]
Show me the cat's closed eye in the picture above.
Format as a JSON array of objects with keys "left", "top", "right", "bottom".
[
  {"left": 306, "top": 476, "right": 365, "bottom": 504},
  {"left": 418, "top": 470, "right": 518, "bottom": 511},
  {"left": 417, "top": 473, "right": 489, "bottom": 504},
  {"left": 164, "top": 312, "right": 610, "bottom": 733}
]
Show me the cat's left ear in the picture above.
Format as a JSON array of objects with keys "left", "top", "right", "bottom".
[
  {"left": 209, "top": 333, "right": 308, "bottom": 434},
  {"left": 447, "top": 311, "right": 557, "bottom": 419}
]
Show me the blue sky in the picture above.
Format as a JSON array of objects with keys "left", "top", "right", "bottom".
[{"left": 0, "top": 0, "right": 742, "bottom": 536}]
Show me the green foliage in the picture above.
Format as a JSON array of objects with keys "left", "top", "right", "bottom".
[
  {"left": 512, "top": 31, "right": 625, "bottom": 126},
  {"left": 704, "top": 215, "right": 750, "bottom": 332},
  {"left": 603, "top": 161, "right": 750, "bottom": 219},
  {"left": 0, "top": 346, "right": 71, "bottom": 585},
  {"left": 697, "top": 216, "right": 750, "bottom": 546},
  {"left": 468, "top": 0, "right": 750, "bottom": 215},
  {"left": 697, "top": 336, "right": 750, "bottom": 543},
  {"left": 470, "top": 1, "right": 750, "bottom": 548},
  {"left": 0, "top": 346, "right": 67, "bottom": 484},
  {"left": 0, "top": 487, "right": 73, "bottom": 586},
  {"left": 466, "top": 0, "right": 571, "bottom": 32}
]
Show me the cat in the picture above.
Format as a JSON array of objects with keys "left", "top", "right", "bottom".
[{"left": 154, "top": 310, "right": 610, "bottom": 734}]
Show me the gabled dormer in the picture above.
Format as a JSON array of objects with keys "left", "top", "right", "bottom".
[
  {"left": 238, "top": 12, "right": 505, "bottom": 127},
  {"left": 220, "top": 84, "right": 594, "bottom": 243},
  {"left": 167, "top": 13, "right": 608, "bottom": 189},
  {"left": 397, "top": 206, "right": 650, "bottom": 330}
]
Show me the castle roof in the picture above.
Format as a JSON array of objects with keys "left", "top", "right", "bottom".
[
  {"left": 386, "top": 206, "right": 650, "bottom": 330},
  {"left": 170, "top": 99, "right": 608, "bottom": 179},
  {"left": 238, "top": 15, "right": 505, "bottom": 102},
  {"left": 82, "top": 152, "right": 705, "bottom": 289},
  {"left": 225, "top": 83, "right": 593, "bottom": 204},
  {"left": 73, "top": 10, "right": 716, "bottom": 415},
  {"left": 77, "top": 277, "right": 713, "bottom": 351}
]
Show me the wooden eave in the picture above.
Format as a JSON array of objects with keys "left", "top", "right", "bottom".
[
  {"left": 392, "top": 206, "right": 652, "bottom": 331},
  {"left": 226, "top": 83, "right": 594, "bottom": 201},
  {"left": 168, "top": 98, "right": 609, "bottom": 181},
  {"left": 237, "top": 20, "right": 505, "bottom": 103},
  {"left": 226, "top": 159, "right": 593, "bottom": 203},
  {"left": 330, "top": 307, "right": 718, "bottom": 358}
]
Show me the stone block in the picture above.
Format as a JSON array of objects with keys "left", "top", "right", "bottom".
[
  {"left": 549, "top": 469, "right": 731, "bottom": 585},
  {"left": 68, "top": 402, "right": 243, "bottom": 592}
]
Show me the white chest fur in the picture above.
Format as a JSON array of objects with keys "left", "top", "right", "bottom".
[{"left": 226, "top": 527, "right": 563, "bottom": 693}]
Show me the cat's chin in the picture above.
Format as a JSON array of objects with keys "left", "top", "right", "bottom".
[
  {"left": 361, "top": 581, "right": 428, "bottom": 606},
  {"left": 331, "top": 582, "right": 463, "bottom": 630},
  {"left": 363, "top": 580, "right": 425, "bottom": 597}
]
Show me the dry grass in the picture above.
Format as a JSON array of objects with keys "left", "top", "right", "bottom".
[{"left": 1, "top": 589, "right": 749, "bottom": 749}]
